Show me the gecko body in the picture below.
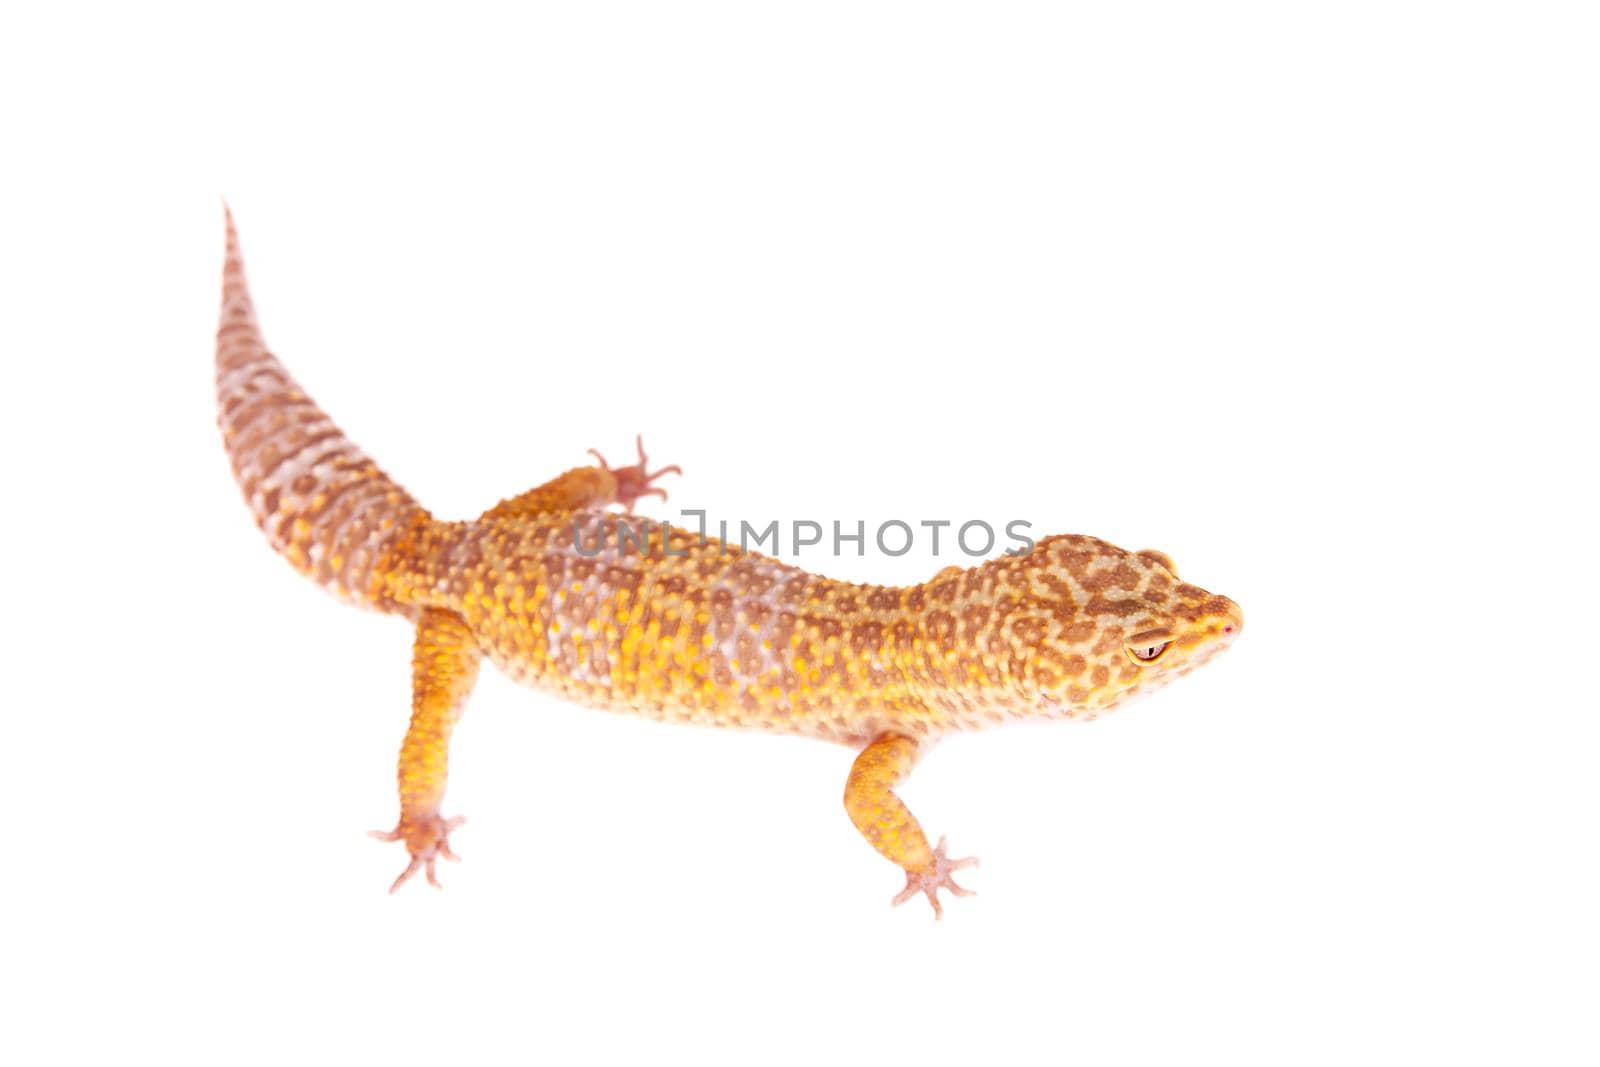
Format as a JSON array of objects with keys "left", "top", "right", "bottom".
[{"left": 216, "top": 211, "right": 1243, "bottom": 915}]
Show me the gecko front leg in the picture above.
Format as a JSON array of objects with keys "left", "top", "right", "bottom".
[
  {"left": 844, "top": 733, "right": 977, "bottom": 919},
  {"left": 371, "top": 607, "right": 482, "bottom": 892}
]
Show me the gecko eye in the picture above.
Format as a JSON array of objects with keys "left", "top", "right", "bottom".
[{"left": 1125, "top": 628, "right": 1175, "bottom": 666}]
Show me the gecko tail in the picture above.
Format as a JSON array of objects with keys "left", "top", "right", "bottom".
[{"left": 215, "top": 206, "right": 430, "bottom": 612}]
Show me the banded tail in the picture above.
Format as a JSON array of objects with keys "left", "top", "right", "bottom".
[{"left": 216, "top": 208, "right": 430, "bottom": 611}]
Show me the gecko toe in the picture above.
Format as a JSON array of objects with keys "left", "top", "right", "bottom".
[
  {"left": 591, "top": 435, "right": 682, "bottom": 511},
  {"left": 388, "top": 856, "right": 424, "bottom": 895},
  {"left": 373, "top": 812, "right": 466, "bottom": 893},
  {"left": 890, "top": 837, "right": 979, "bottom": 919}
]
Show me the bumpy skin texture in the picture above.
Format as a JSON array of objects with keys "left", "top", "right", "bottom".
[{"left": 216, "top": 211, "right": 1243, "bottom": 915}]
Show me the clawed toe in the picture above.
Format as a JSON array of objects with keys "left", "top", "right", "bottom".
[
  {"left": 589, "top": 434, "right": 681, "bottom": 513},
  {"left": 891, "top": 836, "right": 978, "bottom": 920},
  {"left": 370, "top": 813, "right": 465, "bottom": 894}
]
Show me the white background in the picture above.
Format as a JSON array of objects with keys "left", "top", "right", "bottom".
[{"left": 2, "top": 3, "right": 1596, "bottom": 1064}]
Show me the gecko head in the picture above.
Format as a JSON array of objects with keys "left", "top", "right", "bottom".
[{"left": 1014, "top": 535, "right": 1243, "bottom": 716}]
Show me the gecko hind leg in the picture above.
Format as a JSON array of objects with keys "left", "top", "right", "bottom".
[
  {"left": 371, "top": 607, "right": 481, "bottom": 893},
  {"left": 588, "top": 435, "right": 682, "bottom": 513},
  {"left": 844, "top": 733, "right": 978, "bottom": 919},
  {"left": 479, "top": 436, "right": 681, "bottom": 524},
  {"left": 369, "top": 814, "right": 464, "bottom": 892}
]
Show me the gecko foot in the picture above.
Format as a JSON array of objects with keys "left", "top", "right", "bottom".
[
  {"left": 369, "top": 813, "right": 465, "bottom": 893},
  {"left": 588, "top": 435, "right": 682, "bottom": 513},
  {"left": 891, "top": 836, "right": 978, "bottom": 920}
]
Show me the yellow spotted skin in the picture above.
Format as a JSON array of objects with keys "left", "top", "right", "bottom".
[
  {"left": 386, "top": 515, "right": 1240, "bottom": 741},
  {"left": 216, "top": 211, "right": 1243, "bottom": 914}
]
